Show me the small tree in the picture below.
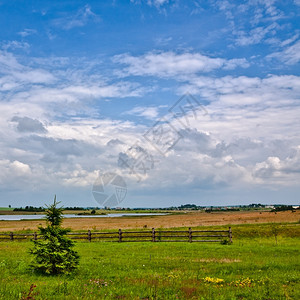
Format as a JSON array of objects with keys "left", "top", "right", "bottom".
[
  {"left": 30, "top": 196, "right": 79, "bottom": 274},
  {"left": 271, "top": 223, "right": 279, "bottom": 245}
]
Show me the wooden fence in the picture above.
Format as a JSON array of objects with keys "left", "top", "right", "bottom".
[{"left": 0, "top": 227, "right": 232, "bottom": 243}]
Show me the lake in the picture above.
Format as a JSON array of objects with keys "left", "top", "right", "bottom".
[{"left": 0, "top": 213, "right": 166, "bottom": 221}]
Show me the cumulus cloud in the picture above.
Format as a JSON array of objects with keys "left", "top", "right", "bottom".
[
  {"left": 106, "top": 139, "right": 125, "bottom": 147},
  {"left": 130, "top": 141, "right": 254, "bottom": 190},
  {"left": 0, "top": 50, "right": 150, "bottom": 195},
  {"left": 253, "top": 146, "right": 300, "bottom": 185},
  {"left": 11, "top": 160, "right": 31, "bottom": 175},
  {"left": 0, "top": 159, "right": 31, "bottom": 186},
  {"left": 11, "top": 116, "right": 47, "bottom": 133},
  {"left": 113, "top": 120, "right": 299, "bottom": 192},
  {"left": 0, "top": 46, "right": 299, "bottom": 204},
  {"left": 62, "top": 167, "right": 99, "bottom": 187}
]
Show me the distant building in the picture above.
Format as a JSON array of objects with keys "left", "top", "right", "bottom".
[{"left": 265, "top": 205, "right": 275, "bottom": 209}]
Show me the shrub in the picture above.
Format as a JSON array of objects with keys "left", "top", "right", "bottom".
[{"left": 30, "top": 196, "right": 79, "bottom": 274}]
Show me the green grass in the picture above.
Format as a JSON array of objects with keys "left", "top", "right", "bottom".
[
  {"left": 0, "top": 207, "right": 14, "bottom": 212},
  {"left": 0, "top": 224, "right": 299, "bottom": 299}
]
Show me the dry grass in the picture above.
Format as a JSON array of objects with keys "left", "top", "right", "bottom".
[{"left": 0, "top": 210, "right": 299, "bottom": 232}]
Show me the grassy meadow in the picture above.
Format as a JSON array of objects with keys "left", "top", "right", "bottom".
[{"left": 0, "top": 222, "right": 299, "bottom": 299}]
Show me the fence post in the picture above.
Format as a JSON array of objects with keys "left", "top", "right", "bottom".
[
  {"left": 34, "top": 232, "right": 37, "bottom": 241},
  {"left": 229, "top": 227, "right": 232, "bottom": 243},
  {"left": 189, "top": 227, "right": 192, "bottom": 243},
  {"left": 118, "top": 229, "right": 122, "bottom": 243},
  {"left": 10, "top": 232, "right": 13, "bottom": 241},
  {"left": 88, "top": 230, "right": 92, "bottom": 242},
  {"left": 152, "top": 228, "right": 156, "bottom": 242}
]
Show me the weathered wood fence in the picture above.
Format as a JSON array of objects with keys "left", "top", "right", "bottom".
[{"left": 0, "top": 227, "right": 232, "bottom": 243}]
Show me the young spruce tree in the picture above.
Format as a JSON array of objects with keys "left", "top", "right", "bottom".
[{"left": 30, "top": 196, "right": 79, "bottom": 274}]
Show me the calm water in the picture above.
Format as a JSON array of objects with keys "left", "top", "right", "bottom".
[{"left": 0, "top": 213, "right": 166, "bottom": 221}]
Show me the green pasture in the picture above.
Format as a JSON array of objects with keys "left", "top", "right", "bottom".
[{"left": 0, "top": 223, "right": 299, "bottom": 299}]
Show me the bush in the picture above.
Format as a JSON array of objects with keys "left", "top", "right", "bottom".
[{"left": 30, "top": 196, "right": 79, "bottom": 274}]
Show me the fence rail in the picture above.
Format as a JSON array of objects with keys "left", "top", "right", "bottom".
[{"left": 0, "top": 227, "right": 232, "bottom": 243}]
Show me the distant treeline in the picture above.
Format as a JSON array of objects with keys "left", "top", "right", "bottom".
[
  {"left": 274, "top": 205, "right": 298, "bottom": 212},
  {"left": 109, "top": 203, "right": 299, "bottom": 212},
  {"left": 13, "top": 206, "right": 87, "bottom": 212},
  {"left": 63, "top": 207, "right": 86, "bottom": 211},
  {"left": 13, "top": 206, "right": 45, "bottom": 212},
  {"left": 11, "top": 203, "right": 299, "bottom": 212}
]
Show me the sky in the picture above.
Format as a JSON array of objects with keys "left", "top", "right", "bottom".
[{"left": 0, "top": 0, "right": 300, "bottom": 208}]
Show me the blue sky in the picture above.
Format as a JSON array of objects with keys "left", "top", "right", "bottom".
[{"left": 0, "top": 0, "right": 300, "bottom": 208}]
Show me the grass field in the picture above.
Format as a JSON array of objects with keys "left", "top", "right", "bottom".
[
  {"left": 0, "top": 207, "right": 14, "bottom": 212},
  {"left": 0, "top": 223, "right": 299, "bottom": 299}
]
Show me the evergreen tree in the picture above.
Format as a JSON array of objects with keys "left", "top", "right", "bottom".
[{"left": 30, "top": 196, "right": 79, "bottom": 274}]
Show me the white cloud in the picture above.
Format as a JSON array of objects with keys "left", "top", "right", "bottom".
[
  {"left": 148, "top": 153, "right": 252, "bottom": 189},
  {"left": 124, "top": 106, "right": 161, "bottom": 119},
  {"left": 154, "top": 36, "right": 173, "bottom": 46},
  {"left": 131, "top": 0, "right": 170, "bottom": 8},
  {"left": 11, "top": 160, "right": 31, "bottom": 175},
  {"left": 11, "top": 116, "right": 47, "bottom": 133},
  {"left": 52, "top": 5, "right": 100, "bottom": 30},
  {"left": 268, "top": 40, "right": 300, "bottom": 64},
  {"left": 113, "top": 51, "right": 249, "bottom": 77},
  {"left": 118, "top": 130, "right": 256, "bottom": 190},
  {"left": 0, "top": 51, "right": 56, "bottom": 85},
  {"left": 234, "top": 23, "right": 279, "bottom": 46},
  {"left": 0, "top": 50, "right": 24, "bottom": 70},
  {"left": 0, "top": 51, "right": 146, "bottom": 124},
  {"left": 2, "top": 41, "right": 30, "bottom": 51},
  {"left": 253, "top": 146, "right": 300, "bottom": 185},
  {"left": 117, "top": 100, "right": 300, "bottom": 189},
  {"left": 61, "top": 82, "right": 145, "bottom": 99},
  {"left": 148, "top": 0, "right": 170, "bottom": 7},
  {"left": 214, "top": 1, "right": 286, "bottom": 47},
  {"left": 0, "top": 160, "right": 31, "bottom": 186},
  {"left": 181, "top": 74, "right": 300, "bottom": 107},
  {"left": 294, "top": 0, "right": 300, "bottom": 6},
  {"left": 0, "top": 50, "right": 151, "bottom": 194},
  {"left": 280, "top": 34, "right": 299, "bottom": 47},
  {"left": 62, "top": 167, "right": 99, "bottom": 187},
  {"left": 0, "top": 48, "right": 299, "bottom": 202},
  {"left": 17, "top": 29, "right": 37, "bottom": 37}
]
